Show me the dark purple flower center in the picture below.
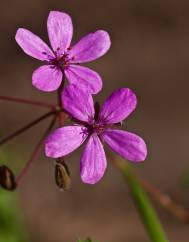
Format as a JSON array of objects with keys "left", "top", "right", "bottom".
[
  {"left": 85, "top": 102, "right": 112, "bottom": 136},
  {"left": 86, "top": 121, "right": 111, "bottom": 136},
  {"left": 49, "top": 47, "right": 76, "bottom": 70},
  {"left": 92, "top": 122, "right": 105, "bottom": 135},
  {"left": 75, "top": 102, "right": 113, "bottom": 137}
]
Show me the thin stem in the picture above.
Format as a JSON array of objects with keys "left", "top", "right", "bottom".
[
  {"left": 138, "top": 173, "right": 189, "bottom": 222},
  {"left": 0, "top": 95, "right": 56, "bottom": 109},
  {"left": 16, "top": 115, "right": 57, "bottom": 184},
  {"left": 115, "top": 159, "right": 169, "bottom": 242},
  {"left": 0, "top": 110, "right": 57, "bottom": 146},
  {"left": 57, "top": 80, "right": 65, "bottom": 127},
  {"left": 112, "top": 156, "right": 189, "bottom": 222}
]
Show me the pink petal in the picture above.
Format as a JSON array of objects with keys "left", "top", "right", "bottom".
[
  {"left": 47, "top": 11, "right": 73, "bottom": 54},
  {"left": 62, "top": 84, "right": 95, "bottom": 123},
  {"left": 69, "top": 30, "right": 111, "bottom": 63},
  {"left": 15, "top": 28, "right": 54, "bottom": 61},
  {"left": 99, "top": 88, "right": 137, "bottom": 124},
  {"left": 65, "top": 65, "right": 102, "bottom": 94},
  {"left": 101, "top": 129, "right": 147, "bottom": 162},
  {"left": 45, "top": 126, "right": 88, "bottom": 158},
  {"left": 80, "top": 133, "right": 107, "bottom": 184},
  {"left": 32, "top": 65, "right": 62, "bottom": 92}
]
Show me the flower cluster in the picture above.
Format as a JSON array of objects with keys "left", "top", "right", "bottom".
[{"left": 0, "top": 10, "right": 147, "bottom": 190}]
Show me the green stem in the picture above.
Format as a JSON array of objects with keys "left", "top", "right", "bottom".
[{"left": 114, "top": 158, "right": 169, "bottom": 242}]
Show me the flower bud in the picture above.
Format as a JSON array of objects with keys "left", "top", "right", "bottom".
[
  {"left": 55, "top": 159, "right": 71, "bottom": 191},
  {"left": 0, "top": 165, "right": 17, "bottom": 191}
]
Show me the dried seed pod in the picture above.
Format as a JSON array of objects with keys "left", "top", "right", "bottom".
[
  {"left": 55, "top": 159, "right": 71, "bottom": 191},
  {"left": 0, "top": 165, "right": 17, "bottom": 191}
]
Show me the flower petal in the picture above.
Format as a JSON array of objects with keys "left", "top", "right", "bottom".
[
  {"left": 15, "top": 28, "right": 54, "bottom": 61},
  {"left": 69, "top": 30, "right": 111, "bottom": 63},
  {"left": 65, "top": 65, "right": 102, "bottom": 94},
  {"left": 101, "top": 129, "right": 147, "bottom": 162},
  {"left": 99, "top": 88, "right": 137, "bottom": 124},
  {"left": 45, "top": 126, "right": 88, "bottom": 158},
  {"left": 62, "top": 84, "right": 95, "bottom": 123},
  {"left": 80, "top": 133, "right": 107, "bottom": 184},
  {"left": 32, "top": 65, "right": 62, "bottom": 92},
  {"left": 47, "top": 11, "right": 73, "bottom": 54}
]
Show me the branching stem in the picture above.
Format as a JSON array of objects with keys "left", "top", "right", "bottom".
[
  {"left": 0, "top": 110, "right": 57, "bottom": 146},
  {"left": 16, "top": 115, "right": 57, "bottom": 184},
  {"left": 0, "top": 95, "right": 56, "bottom": 109}
]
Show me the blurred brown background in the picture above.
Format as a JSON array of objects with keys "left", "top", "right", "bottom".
[{"left": 1, "top": 0, "right": 189, "bottom": 241}]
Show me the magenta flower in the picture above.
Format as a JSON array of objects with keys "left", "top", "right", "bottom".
[
  {"left": 45, "top": 85, "right": 147, "bottom": 184},
  {"left": 15, "top": 11, "right": 111, "bottom": 93}
]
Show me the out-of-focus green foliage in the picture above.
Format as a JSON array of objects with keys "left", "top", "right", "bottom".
[
  {"left": 116, "top": 159, "right": 169, "bottom": 242},
  {"left": 77, "top": 238, "right": 94, "bottom": 242},
  {"left": 0, "top": 189, "right": 28, "bottom": 242},
  {"left": 0, "top": 152, "right": 28, "bottom": 242},
  {"left": 180, "top": 170, "right": 189, "bottom": 188}
]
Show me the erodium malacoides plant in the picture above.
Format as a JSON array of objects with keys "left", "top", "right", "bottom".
[{"left": 0, "top": 10, "right": 147, "bottom": 190}]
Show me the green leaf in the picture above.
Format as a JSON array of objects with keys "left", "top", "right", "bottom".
[{"left": 116, "top": 159, "right": 169, "bottom": 242}]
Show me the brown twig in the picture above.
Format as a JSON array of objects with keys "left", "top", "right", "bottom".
[
  {"left": 16, "top": 115, "right": 57, "bottom": 184},
  {"left": 0, "top": 95, "right": 56, "bottom": 109},
  {"left": 0, "top": 110, "right": 57, "bottom": 146}
]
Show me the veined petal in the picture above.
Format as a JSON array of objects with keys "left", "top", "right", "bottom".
[
  {"left": 80, "top": 133, "right": 107, "bottom": 184},
  {"left": 32, "top": 65, "right": 62, "bottom": 92},
  {"left": 45, "top": 126, "right": 88, "bottom": 158},
  {"left": 15, "top": 28, "right": 54, "bottom": 61},
  {"left": 99, "top": 88, "right": 137, "bottom": 124},
  {"left": 101, "top": 129, "right": 147, "bottom": 162},
  {"left": 69, "top": 30, "right": 111, "bottom": 63},
  {"left": 47, "top": 11, "right": 73, "bottom": 54},
  {"left": 62, "top": 84, "right": 95, "bottom": 123},
  {"left": 65, "top": 65, "right": 102, "bottom": 94}
]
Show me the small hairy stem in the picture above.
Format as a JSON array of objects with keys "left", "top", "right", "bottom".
[
  {"left": 114, "top": 158, "right": 169, "bottom": 242},
  {"left": 0, "top": 110, "right": 57, "bottom": 146},
  {"left": 16, "top": 115, "right": 57, "bottom": 184},
  {"left": 138, "top": 174, "right": 189, "bottom": 222},
  {"left": 57, "top": 82, "right": 65, "bottom": 127},
  {"left": 113, "top": 157, "right": 189, "bottom": 223},
  {"left": 0, "top": 95, "right": 56, "bottom": 109}
]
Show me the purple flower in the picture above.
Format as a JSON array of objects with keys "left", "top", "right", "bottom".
[
  {"left": 15, "top": 11, "right": 111, "bottom": 93},
  {"left": 45, "top": 85, "right": 147, "bottom": 184}
]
